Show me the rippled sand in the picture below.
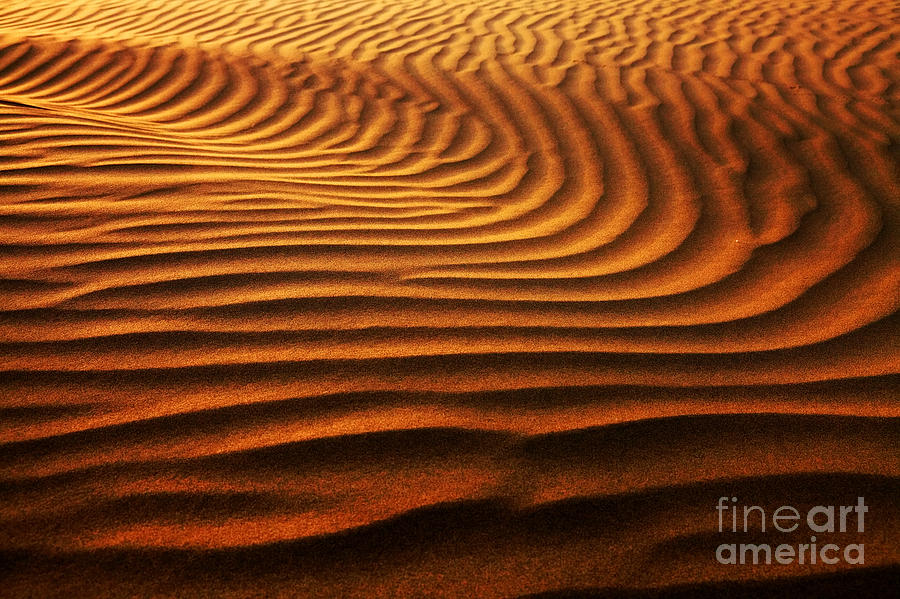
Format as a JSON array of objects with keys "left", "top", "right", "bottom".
[{"left": 1, "top": 0, "right": 898, "bottom": 596}]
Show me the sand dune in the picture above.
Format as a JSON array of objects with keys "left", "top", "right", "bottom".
[{"left": 0, "top": 0, "right": 898, "bottom": 597}]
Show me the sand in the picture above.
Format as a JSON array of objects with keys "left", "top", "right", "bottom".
[{"left": 0, "top": 0, "right": 898, "bottom": 596}]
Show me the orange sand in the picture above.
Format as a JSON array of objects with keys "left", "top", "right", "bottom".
[{"left": 0, "top": 0, "right": 898, "bottom": 597}]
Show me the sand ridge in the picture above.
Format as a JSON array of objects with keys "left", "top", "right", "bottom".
[{"left": 0, "top": 0, "right": 898, "bottom": 597}]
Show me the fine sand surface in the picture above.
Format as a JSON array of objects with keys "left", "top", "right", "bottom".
[{"left": 0, "top": 0, "right": 898, "bottom": 596}]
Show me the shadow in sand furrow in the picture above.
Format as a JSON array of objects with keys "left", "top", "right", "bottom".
[
  {"left": 4, "top": 292, "right": 897, "bottom": 333},
  {"left": 0, "top": 404, "right": 95, "bottom": 425},
  {"left": 2, "top": 415, "right": 896, "bottom": 515},
  {"left": 518, "top": 567, "right": 900, "bottom": 598},
  {"left": 2, "top": 259, "right": 897, "bottom": 354},
  {"left": 0, "top": 369, "right": 894, "bottom": 454},
  {"left": 3, "top": 489, "right": 323, "bottom": 530},
  {"left": 1, "top": 473, "right": 896, "bottom": 597},
  {"left": 518, "top": 413, "right": 900, "bottom": 462},
  {"left": 2, "top": 311, "right": 896, "bottom": 386},
  {"left": 0, "top": 425, "right": 516, "bottom": 479},
  {"left": 0, "top": 98, "right": 42, "bottom": 109},
  {"left": 7, "top": 322, "right": 900, "bottom": 370},
  {"left": 53, "top": 269, "right": 391, "bottom": 310},
  {"left": 0, "top": 278, "right": 72, "bottom": 294}
]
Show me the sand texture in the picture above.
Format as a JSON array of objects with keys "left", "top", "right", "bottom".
[{"left": 0, "top": 0, "right": 898, "bottom": 596}]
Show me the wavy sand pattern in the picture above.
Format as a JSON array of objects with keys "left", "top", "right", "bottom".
[{"left": 0, "top": 0, "right": 898, "bottom": 596}]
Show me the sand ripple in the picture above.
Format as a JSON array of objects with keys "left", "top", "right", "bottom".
[{"left": 0, "top": 0, "right": 898, "bottom": 597}]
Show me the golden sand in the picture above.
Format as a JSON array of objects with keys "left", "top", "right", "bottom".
[{"left": 0, "top": 0, "right": 898, "bottom": 596}]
